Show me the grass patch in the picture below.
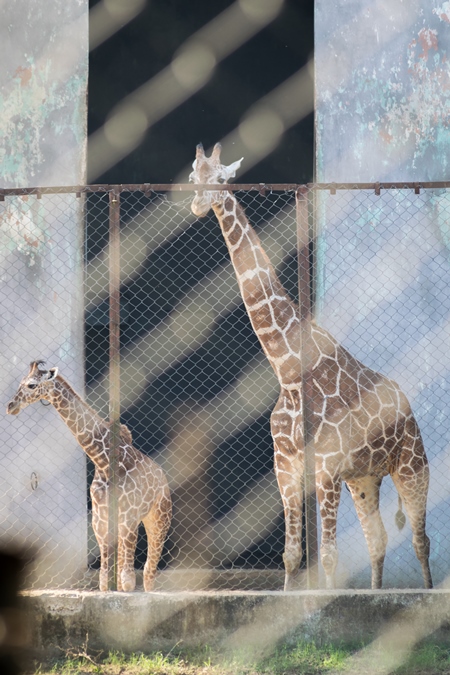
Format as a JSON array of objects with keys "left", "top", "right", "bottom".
[
  {"left": 396, "top": 643, "right": 450, "bottom": 674},
  {"left": 258, "top": 641, "right": 351, "bottom": 673},
  {"left": 27, "top": 641, "right": 450, "bottom": 674},
  {"left": 31, "top": 649, "right": 240, "bottom": 675}
]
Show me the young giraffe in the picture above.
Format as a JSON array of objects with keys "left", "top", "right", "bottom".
[
  {"left": 189, "top": 143, "right": 432, "bottom": 590},
  {"left": 6, "top": 361, "right": 172, "bottom": 592}
]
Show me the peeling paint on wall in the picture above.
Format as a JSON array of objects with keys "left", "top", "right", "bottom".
[
  {"left": 0, "top": 197, "right": 47, "bottom": 267},
  {"left": 0, "top": 65, "right": 87, "bottom": 186},
  {"left": 316, "top": 3, "right": 450, "bottom": 182},
  {"left": 0, "top": 0, "right": 87, "bottom": 188},
  {"left": 379, "top": 24, "right": 450, "bottom": 170}
]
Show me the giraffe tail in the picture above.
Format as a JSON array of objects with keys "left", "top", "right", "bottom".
[{"left": 395, "top": 495, "right": 406, "bottom": 531}]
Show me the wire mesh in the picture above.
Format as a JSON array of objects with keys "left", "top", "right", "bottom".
[
  {"left": 1, "top": 183, "right": 449, "bottom": 591},
  {"left": 315, "top": 185, "right": 450, "bottom": 589}
]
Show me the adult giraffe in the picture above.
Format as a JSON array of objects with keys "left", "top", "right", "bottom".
[
  {"left": 189, "top": 142, "right": 432, "bottom": 590},
  {"left": 7, "top": 361, "right": 171, "bottom": 592}
]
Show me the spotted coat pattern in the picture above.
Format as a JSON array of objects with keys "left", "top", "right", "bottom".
[
  {"left": 189, "top": 143, "right": 432, "bottom": 590},
  {"left": 7, "top": 361, "right": 172, "bottom": 592}
]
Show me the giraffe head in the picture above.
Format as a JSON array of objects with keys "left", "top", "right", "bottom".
[
  {"left": 189, "top": 143, "right": 243, "bottom": 217},
  {"left": 6, "top": 361, "right": 59, "bottom": 415}
]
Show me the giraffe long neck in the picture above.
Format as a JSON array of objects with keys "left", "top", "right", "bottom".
[
  {"left": 213, "top": 194, "right": 301, "bottom": 389},
  {"left": 49, "top": 376, "right": 111, "bottom": 470}
]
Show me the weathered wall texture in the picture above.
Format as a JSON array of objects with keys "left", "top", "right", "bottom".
[
  {"left": 0, "top": 1, "right": 88, "bottom": 587},
  {"left": 316, "top": 1, "right": 450, "bottom": 183},
  {"left": 315, "top": 1, "right": 450, "bottom": 587},
  {"left": 0, "top": 2, "right": 87, "bottom": 187},
  {"left": 22, "top": 589, "right": 450, "bottom": 662}
]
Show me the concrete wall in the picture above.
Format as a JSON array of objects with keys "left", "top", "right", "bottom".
[
  {"left": 315, "top": 1, "right": 450, "bottom": 183},
  {"left": 22, "top": 589, "right": 450, "bottom": 663},
  {"left": 315, "top": 1, "right": 450, "bottom": 587},
  {"left": 0, "top": 1, "right": 89, "bottom": 587}
]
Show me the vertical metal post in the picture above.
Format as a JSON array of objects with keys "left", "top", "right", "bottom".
[
  {"left": 296, "top": 187, "right": 319, "bottom": 589},
  {"left": 108, "top": 187, "right": 121, "bottom": 591}
]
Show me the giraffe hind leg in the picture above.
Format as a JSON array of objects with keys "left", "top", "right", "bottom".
[
  {"left": 346, "top": 477, "right": 387, "bottom": 589},
  {"left": 142, "top": 488, "right": 172, "bottom": 592},
  {"left": 392, "top": 466, "right": 432, "bottom": 589}
]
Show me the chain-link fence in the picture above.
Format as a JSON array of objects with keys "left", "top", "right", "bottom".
[{"left": 1, "top": 182, "right": 450, "bottom": 591}]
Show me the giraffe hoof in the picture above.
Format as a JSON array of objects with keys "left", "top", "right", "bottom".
[{"left": 121, "top": 570, "right": 136, "bottom": 592}]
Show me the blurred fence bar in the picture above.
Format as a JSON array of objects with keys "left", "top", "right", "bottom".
[
  {"left": 296, "top": 187, "right": 318, "bottom": 589},
  {"left": 108, "top": 188, "right": 121, "bottom": 590}
]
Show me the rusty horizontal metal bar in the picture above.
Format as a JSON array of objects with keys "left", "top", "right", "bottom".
[
  {"left": 0, "top": 183, "right": 300, "bottom": 195},
  {"left": 310, "top": 182, "right": 450, "bottom": 191},
  {"left": 0, "top": 185, "right": 112, "bottom": 196},
  {"left": 1, "top": 181, "right": 450, "bottom": 197}
]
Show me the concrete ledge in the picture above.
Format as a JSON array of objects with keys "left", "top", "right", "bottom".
[
  {"left": 22, "top": 589, "right": 450, "bottom": 661},
  {"left": 77, "top": 568, "right": 287, "bottom": 592}
]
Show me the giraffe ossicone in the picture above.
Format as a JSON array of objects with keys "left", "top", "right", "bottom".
[
  {"left": 190, "top": 143, "right": 243, "bottom": 218},
  {"left": 7, "top": 361, "right": 172, "bottom": 592},
  {"left": 189, "top": 143, "right": 432, "bottom": 590}
]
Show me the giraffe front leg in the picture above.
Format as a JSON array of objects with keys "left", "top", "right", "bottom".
[
  {"left": 282, "top": 501, "right": 303, "bottom": 591},
  {"left": 98, "top": 546, "right": 108, "bottom": 591},
  {"left": 91, "top": 496, "right": 109, "bottom": 592},
  {"left": 317, "top": 475, "right": 342, "bottom": 589},
  {"left": 118, "top": 522, "right": 138, "bottom": 592},
  {"left": 116, "top": 537, "right": 124, "bottom": 592},
  {"left": 274, "top": 453, "right": 303, "bottom": 591},
  {"left": 92, "top": 503, "right": 108, "bottom": 591}
]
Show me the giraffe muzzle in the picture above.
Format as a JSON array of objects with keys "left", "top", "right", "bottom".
[
  {"left": 191, "top": 196, "right": 210, "bottom": 218},
  {"left": 6, "top": 400, "right": 20, "bottom": 415}
]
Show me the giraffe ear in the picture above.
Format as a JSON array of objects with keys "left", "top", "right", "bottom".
[
  {"left": 222, "top": 158, "right": 243, "bottom": 181},
  {"left": 46, "top": 368, "right": 58, "bottom": 380}
]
